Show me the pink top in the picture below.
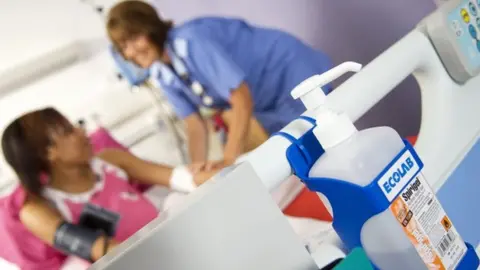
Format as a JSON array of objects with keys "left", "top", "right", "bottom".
[
  {"left": 89, "top": 127, "right": 151, "bottom": 193},
  {"left": 0, "top": 158, "right": 159, "bottom": 270}
]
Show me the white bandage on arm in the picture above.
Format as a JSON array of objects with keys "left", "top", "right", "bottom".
[{"left": 169, "top": 166, "right": 197, "bottom": 193}]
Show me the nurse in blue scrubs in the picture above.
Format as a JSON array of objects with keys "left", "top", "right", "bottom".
[{"left": 107, "top": 1, "right": 332, "bottom": 170}]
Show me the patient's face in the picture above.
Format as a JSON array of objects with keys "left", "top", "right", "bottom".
[
  {"left": 48, "top": 122, "right": 93, "bottom": 165},
  {"left": 121, "top": 34, "right": 159, "bottom": 68}
]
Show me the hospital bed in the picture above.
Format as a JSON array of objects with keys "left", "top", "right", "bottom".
[{"left": 90, "top": 0, "right": 480, "bottom": 269}]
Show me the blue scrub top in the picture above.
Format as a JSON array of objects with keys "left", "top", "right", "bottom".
[{"left": 151, "top": 17, "right": 332, "bottom": 134}]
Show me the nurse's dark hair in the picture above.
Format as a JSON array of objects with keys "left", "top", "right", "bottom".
[
  {"left": 1, "top": 108, "right": 70, "bottom": 196},
  {"left": 106, "top": 0, "right": 172, "bottom": 57}
]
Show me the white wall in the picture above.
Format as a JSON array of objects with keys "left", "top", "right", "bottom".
[{"left": 0, "top": 0, "right": 107, "bottom": 74}]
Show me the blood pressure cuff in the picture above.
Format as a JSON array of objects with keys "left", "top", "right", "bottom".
[
  {"left": 53, "top": 222, "right": 103, "bottom": 261},
  {"left": 79, "top": 203, "right": 120, "bottom": 237}
]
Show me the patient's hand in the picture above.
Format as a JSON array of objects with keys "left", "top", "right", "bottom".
[{"left": 193, "top": 169, "right": 220, "bottom": 186}]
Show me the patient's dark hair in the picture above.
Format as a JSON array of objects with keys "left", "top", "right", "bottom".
[
  {"left": 1, "top": 108, "right": 70, "bottom": 196},
  {"left": 106, "top": 0, "right": 173, "bottom": 57}
]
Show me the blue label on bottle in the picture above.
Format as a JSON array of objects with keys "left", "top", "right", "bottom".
[{"left": 377, "top": 149, "right": 422, "bottom": 202}]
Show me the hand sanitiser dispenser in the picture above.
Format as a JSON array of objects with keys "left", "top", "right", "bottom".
[{"left": 285, "top": 63, "right": 479, "bottom": 269}]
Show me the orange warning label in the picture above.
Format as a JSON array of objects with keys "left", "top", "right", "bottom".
[
  {"left": 441, "top": 216, "right": 452, "bottom": 231},
  {"left": 390, "top": 175, "right": 467, "bottom": 270},
  {"left": 391, "top": 192, "right": 445, "bottom": 270}
]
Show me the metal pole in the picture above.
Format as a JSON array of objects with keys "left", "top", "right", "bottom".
[{"left": 140, "top": 82, "right": 188, "bottom": 164}]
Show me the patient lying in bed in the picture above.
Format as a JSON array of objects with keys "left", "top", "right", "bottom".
[
  {"left": 0, "top": 107, "right": 222, "bottom": 269},
  {"left": 0, "top": 107, "right": 333, "bottom": 270}
]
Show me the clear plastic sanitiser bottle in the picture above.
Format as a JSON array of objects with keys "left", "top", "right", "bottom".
[
  {"left": 309, "top": 113, "right": 423, "bottom": 269},
  {"left": 289, "top": 62, "right": 470, "bottom": 270},
  {"left": 307, "top": 101, "right": 467, "bottom": 270}
]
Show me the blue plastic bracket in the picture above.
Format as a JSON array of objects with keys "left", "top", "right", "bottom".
[{"left": 274, "top": 125, "right": 479, "bottom": 269}]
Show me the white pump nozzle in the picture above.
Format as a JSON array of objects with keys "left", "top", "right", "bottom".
[
  {"left": 290, "top": 61, "right": 362, "bottom": 150},
  {"left": 290, "top": 61, "right": 363, "bottom": 110},
  {"left": 313, "top": 110, "right": 358, "bottom": 149}
]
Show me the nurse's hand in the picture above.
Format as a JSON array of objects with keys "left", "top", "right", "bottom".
[
  {"left": 193, "top": 169, "right": 220, "bottom": 186},
  {"left": 188, "top": 162, "right": 207, "bottom": 174},
  {"left": 204, "top": 158, "right": 235, "bottom": 171},
  {"left": 189, "top": 158, "right": 235, "bottom": 173}
]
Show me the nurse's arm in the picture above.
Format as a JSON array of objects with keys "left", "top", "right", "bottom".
[
  {"left": 224, "top": 82, "right": 253, "bottom": 162},
  {"left": 184, "top": 113, "right": 209, "bottom": 163}
]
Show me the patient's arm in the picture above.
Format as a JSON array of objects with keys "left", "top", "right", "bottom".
[
  {"left": 98, "top": 149, "right": 173, "bottom": 187},
  {"left": 20, "top": 196, "right": 118, "bottom": 261},
  {"left": 99, "top": 149, "right": 216, "bottom": 189}
]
